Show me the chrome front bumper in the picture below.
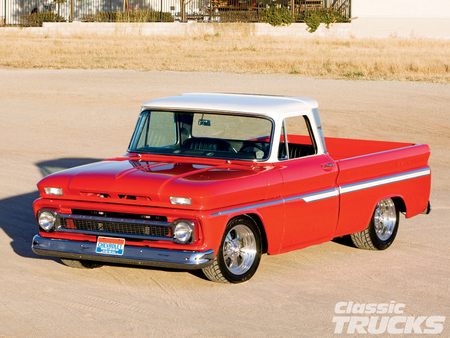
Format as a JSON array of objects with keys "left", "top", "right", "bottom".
[{"left": 32, "top": 235, "right": 215, "bottom": 270}]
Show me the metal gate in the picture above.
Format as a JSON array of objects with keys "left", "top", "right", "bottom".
[{"left": 0, "top": 0, "right": 350, "bottom": 25}]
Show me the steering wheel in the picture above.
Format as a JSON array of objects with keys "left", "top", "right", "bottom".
[{"left": 240, "top": 144, "right": 266, "bottom": 159}]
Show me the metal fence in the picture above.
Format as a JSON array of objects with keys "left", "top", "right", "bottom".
[{"left": 1, "top": 0, "right": 350, "bottom": 25}]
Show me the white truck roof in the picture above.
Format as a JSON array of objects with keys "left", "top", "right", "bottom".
[{"left": 141, "top": 93, "right": 318, "bottom": 117}]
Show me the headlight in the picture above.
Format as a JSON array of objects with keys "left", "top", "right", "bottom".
[
  {"left": 44, "top": 187, "right": 63, "bottom": 196},
  {"left": 173, "top": 221, "right": 194, "bottom": 244},
  {"left": 38, "top": 210, "right": 57, "bottom": 231}
]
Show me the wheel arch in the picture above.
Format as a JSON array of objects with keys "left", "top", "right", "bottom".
[
  {"left": 391, "top": 196, "right": 406, "bottom": 214},
  {"left": 354, "top": 195, "right": 405, "bottom": 235},
  {"left": 374, "top": 195, "right": 406, "bottom": 214},
  {"left": 227, "top": 213, "right": 268, "bottom": 254}
]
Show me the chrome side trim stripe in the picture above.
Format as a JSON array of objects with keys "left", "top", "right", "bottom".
[
  {"left": 303, "top": 189, "right": 339, "bottom": 203},
  {"left": 210, "top": 188, "right": 338, "bottom": 216},
  {"left": 210, "top": 168, "right": 430, "bottom": 217},
  {"left": 284, "top": 188, "right": 339, "bottom": 203},
  {"left": 210, "top": 200, "right": 282, "bottom": 217},
  {"left": 340, "top": 168, "right": 431, "bottom": 195}
]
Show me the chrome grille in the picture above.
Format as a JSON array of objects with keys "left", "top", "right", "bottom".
[
  {"left": 72, "top": 209, "right": 167, "bottom": 222},
  {"left": 60, "top": 218, "right": 172, "bottom": 237},
  {"left": 57, "top": 211, "right": 173, "bottom": 240}
]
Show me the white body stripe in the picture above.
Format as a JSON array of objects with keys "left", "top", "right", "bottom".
[
  {"left": 340, "top": 168, "right": 430, "bottom": 195},
  {"left": 303, "top": 189, "right": 340, "bottom": 203}
]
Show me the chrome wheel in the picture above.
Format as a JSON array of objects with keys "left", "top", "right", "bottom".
[
  {"left": 374, "top": 199, "right": 397, "bottom": 241},
  {"left": 350, "top": 198, "right": 399, "bottom": 250},
  {"left": 202, "top": 217, "right": 262, "bottom": 283},
  {"left": 223, "top": 224, "right": 257, "bottom": 275}
]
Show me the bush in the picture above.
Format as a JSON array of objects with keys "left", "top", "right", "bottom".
[
  {"left": 21, "top": 12, "right": 65, "bottom": 27},
  {"left": 82, "top": 12, "right": 110, "bottom": 22},
  {"left": 219, "top": 10, "right": 259, "bottom": 22},
  {"left": 260, "top": 7, "right": 294, "bottom": 27},
  {"left": 83, "top": 10, "right": 174, "bottom": 23},
  {"left": 296, "top": 8, "right": 349, "bottom": 33}
]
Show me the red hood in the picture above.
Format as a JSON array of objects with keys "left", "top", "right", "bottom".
[{"left": 37, "top": 157, "right": 279, "bottom": 210}]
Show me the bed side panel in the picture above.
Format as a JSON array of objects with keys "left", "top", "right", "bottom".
[{"left": 334, "top": 144, "right": 431, "bottom": 237}]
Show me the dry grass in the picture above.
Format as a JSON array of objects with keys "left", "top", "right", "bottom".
[{"left": 1, "top": 31, "right": 449, "bottom": 83}]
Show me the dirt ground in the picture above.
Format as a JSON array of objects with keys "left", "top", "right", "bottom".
[{"left": 0, "top": 69, "right": 449, "bottom": 337}]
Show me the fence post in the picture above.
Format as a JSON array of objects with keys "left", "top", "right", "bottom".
[
  {"left": 70, "top": 0, "right": 74, "bottom": 22},
  {"left": 180, "top": 0, "right": 185, "bottom": 22},
  {"left": 291, "top": 0, "right": 294, "bottom": 17}
]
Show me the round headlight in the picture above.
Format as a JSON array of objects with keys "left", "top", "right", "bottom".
[
  {"left": 174, "top": 221, "right": 193, "bottom": 244},
  {"left": 38, "top": 210, "right": 56, "bottom": 231}
]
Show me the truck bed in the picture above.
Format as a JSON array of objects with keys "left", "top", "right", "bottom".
[
  {"left": 325, "top": 137, "right": 414, "bottom": 161},
  {"left": 326, "top": 137, "right": 431, "bottom": 236}
]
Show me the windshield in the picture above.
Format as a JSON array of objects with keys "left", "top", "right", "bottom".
[{"left": 129, "top": 110, "right": 273, "bottom": 161}]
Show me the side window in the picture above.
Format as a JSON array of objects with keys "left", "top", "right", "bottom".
[
  {"left": 278, "top": 116, "right": 316, "bottom": 160},
  {"left": 132, "top": 113, "right": 150, "bottom": 149}
]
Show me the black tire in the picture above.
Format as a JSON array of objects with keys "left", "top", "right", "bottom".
[
  {"left": 202, "top": 217, "right": 262, "bottom": 283},
  {"left": 60, "top": 258, "right": 103, "bottom": 269},
  {"left": 350, "top": 198, "right": 399, "bottom": 250}
]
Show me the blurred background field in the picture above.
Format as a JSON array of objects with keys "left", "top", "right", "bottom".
[{"left": 1, "top": 31, "right": 449, "bottom": 83}]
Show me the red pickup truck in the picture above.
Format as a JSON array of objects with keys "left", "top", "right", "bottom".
[{"left": 32, "top": 94, "right": 431, "bottom": 283}]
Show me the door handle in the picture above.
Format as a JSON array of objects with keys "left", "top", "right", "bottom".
[{"left": 321, "top": 163, "right": 335, "bottom": 169}]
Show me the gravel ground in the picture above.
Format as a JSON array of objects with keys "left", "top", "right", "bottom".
[{"left": 0, "top": 69, "right": 449, "bottom": 337}]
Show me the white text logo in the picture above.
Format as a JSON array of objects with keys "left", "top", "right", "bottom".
[{"left": 333, "top": 301, "right": 445, "bottom": 334}]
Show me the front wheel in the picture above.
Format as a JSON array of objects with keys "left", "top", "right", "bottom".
[
  {"left": 202, "top": 217, "right": 262, "bottom": 283},
  {"left": 350, "top": 198, "right": 399, "bottom": 250}
]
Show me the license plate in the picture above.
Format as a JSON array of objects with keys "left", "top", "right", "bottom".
[{"left": 96, "top": 237, "right": 125, "bottom": 255}]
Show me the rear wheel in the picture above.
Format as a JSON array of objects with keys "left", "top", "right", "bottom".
[
  {"left": 60, "top": 258, "right": 103, "bottom": 269},
  {"left": 351, "top": 198, "right": 399, "bottom": 250},
  {"left": 202, "top": 217, "right": 262, "bottom": 283}
]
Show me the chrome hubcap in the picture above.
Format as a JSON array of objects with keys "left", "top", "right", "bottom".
[
  {"left": 223, "top": 224, "right": 256, "bottom": 275},
  {"left": 374, "top": 199, "right": 397, "bottom": 241}
]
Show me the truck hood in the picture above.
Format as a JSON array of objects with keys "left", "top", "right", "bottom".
[{"left": 37, "top": 157, "right": 278, "bottom": 210}]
